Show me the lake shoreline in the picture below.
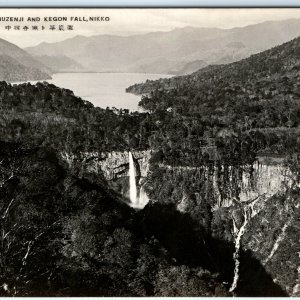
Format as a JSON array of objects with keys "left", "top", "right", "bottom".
[{"left": 12, "top": 72, "right": 173, "bottom": 111}]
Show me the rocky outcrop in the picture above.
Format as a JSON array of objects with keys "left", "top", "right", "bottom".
[
  {"left": 87, "top": 150, "right": 151, "bottom": 180},
  {"left": 215, "top": 161, "right": 296, "bottom": 208},
  {"left": 172, "top": 160, "right": 298, "bottom": 211},
  {"left": 61, "top": 150, "right": 152, "bottom": 205},
  {"left": 143, "top": 157, "right": 299, "bottom": 295},
  {"left": 61, "top": 149, "right": 299, "bottom": 295},
  {"left": 234, "top": 191, "right": 300, "bottom": 296},
  {"left": 62, "top": 150, "right": 151, "bottom": 180}
]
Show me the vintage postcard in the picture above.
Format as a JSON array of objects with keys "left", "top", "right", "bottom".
[{"left": 0, "top": 7, "right": 299, "bottom": 297}]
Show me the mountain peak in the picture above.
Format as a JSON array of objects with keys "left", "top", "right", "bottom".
[
  {"left": 0, "top": 37, "right": 51, "bottom": 81},
  {"left": 24, "top": 18, "right": 300, "bottom": 75}
]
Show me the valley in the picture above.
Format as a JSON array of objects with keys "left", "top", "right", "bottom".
[{"left": 0, "top": 16, "right": 300, "bottom": 297}]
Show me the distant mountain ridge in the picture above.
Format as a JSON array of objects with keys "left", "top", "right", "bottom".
[
  {"left": 126, "top": 33, "right": 300, "bottom": 131},
  {"left": 33, "top": 55, "right": 84, "bottom": 73},
  {"left": 0, "top": 38, "right": 51, "bottom": 82},
  {"left": 124, "top": 34, "right": 300, "bottom": 296},
  {"left": 25, "top": 18, "right": 300, "bottom": 75}
]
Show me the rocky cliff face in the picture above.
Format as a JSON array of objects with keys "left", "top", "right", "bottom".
[
  {"left": 62, "top": 150, "right": 151, "bottom": 179},
  {"left": 223, "top": 191, "right": 300, "bottom": 296},
  {"left": 61, "top": 150, "right": 299, "bottom": 295},
  {"left": 62, "top": 150, "right": 297, "bottom": 212},
  {"left": 86, "top": 150, "right": 151, "bottom": 180},
  {"left": 143, "top": 157, "right": 299, "bottom": 296},
  {"left": 164, "top": 160, "right": 297, "bottom": 211},
  {"left": 61, "top": 150, "right": 152, "bottom": 203}
]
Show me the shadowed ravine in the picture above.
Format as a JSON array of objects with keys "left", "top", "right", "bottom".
[
  {"left": 133, "top": 203, "right": 287, "bottom": 297},
  {"left": 1, "top": 25, "right": 300, "bottom": 295}
]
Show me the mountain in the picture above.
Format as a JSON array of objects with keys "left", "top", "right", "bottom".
[
  {"left": 33, "top": 54, "right": 84, "bottom": 73},
  {"left": 125, "top": 34, "right": 300, "bottom": 296},
  {"left": 0, "top": 79, "right": 288, "bottom": 296},
  {"left": 127, "top": 33, "right": 300, "bottom": 125},
  {"left": 133, "top": 57, "right": 208, "bottom": 75},
  {"left": 2, "top": 30, "right": 300, "bottom": 296},
  {"left": 26, "top": 18, "right": 300, "bottom": 75},
  {"left": 0, "top": 83, "right": 233, "bottom": 297},
  {"left": 0, "top": 38, "right": 51, "bottom": 81},
  {"left": 126, "top": 33, "right": 300, "bottom": 155},
  {"left": 174, "top": 59, "right": 208, "bottom": 75}
]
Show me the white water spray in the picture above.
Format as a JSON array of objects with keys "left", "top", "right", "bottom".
[
  {"left": 128, "top": 152, "right": 149, "bottom": 209},
  {"left": 264, "top": 218, "right": 291, "bottom": 264},
  {"left": 129, "top": 151, "right": 137, "bottom": 205},
  {"left": 230, "top": 210, "right": 248, "bottom": 292}
]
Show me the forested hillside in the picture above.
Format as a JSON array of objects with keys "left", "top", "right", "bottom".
[
  {"left": 0, "top": 81, "right": 145, "bottom": 153},
  {"left": 0, "top": 38, "right": 51, "bottom": 82},
  {"left": 1, "top": 32, "right": 300, "bottom": 296},
  {"left": 0, "top": 77, "right": 289, "bottom": 296},
  {"left": 125, "top": 34, "right": 300, "bottom": 297},
  {"left": 0, "top": 141, "right": 233, "bottom": 296},
  {"left": 0, "top": 81, "right": 236, "bottom": 296},
  {"left": 126, "top": 35, "right": 300, "bottom": 164}
]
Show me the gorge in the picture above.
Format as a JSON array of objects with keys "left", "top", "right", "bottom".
[
  {"left": 1, "top": 30, "right": 300, "bottom": 296},
  {"left": 58, "top": 144, "right": 299, "bottom": 295},
  {"left": 63, "top": 149, "right": 296, "bottom": 209},
  {"left": 128, "top": 151, "right": 149, "bottom": 209}
]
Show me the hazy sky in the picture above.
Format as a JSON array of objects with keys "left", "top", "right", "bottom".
[{"left": 1, "top": 8, "right": 300, "bottom": 48}]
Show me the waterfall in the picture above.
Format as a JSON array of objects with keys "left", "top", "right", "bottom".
[
  {"left": 139, "top": 185, "right": 149, "bottom": 208},
  {"left": 129, "top": 151, "right": 137, "bottom": 205},
  {"left": 264, "top": 218, "right": 291, "bottom": 264},
  {"left": 128, "top": 152, "right": 149, "bottom": 209},
  {"left": 230, "top": 210, "right": 248, "bottom": 292},
  {"left": 229, "top": 194, "right": 265, "bottom": 292}
]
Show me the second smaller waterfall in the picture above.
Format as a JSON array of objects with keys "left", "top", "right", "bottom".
[{"left": 229, "top": 194, "right": 266, "bottom": 292}]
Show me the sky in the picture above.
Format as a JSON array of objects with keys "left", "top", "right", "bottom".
[{"left": 1, "top": 8, "right": 300, "bottom": 48}]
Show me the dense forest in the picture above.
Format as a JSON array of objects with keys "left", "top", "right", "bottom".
[
  {"left": 0, "top": 139, "right": 289, "bottom": 296},
  {"left": 0, "top": 82, "right": 238, "bottom": 296},
  {"left": 1, "top": 33, "right": 300, "bottom": 296},
  {"left": 0, "top": 38, "right": 51, "bottom": 82},
  {"left": 0, "top": 79, "right": 290, "bottom": 296},
  {"left": 0, "top": 141, "right": 235, "bottom": 296},
  {"left": 0, "top": 81, "right": 147, "bottom": 152},
  {"left": 127, "top": 36, "right": 300, "bottom": 165}
]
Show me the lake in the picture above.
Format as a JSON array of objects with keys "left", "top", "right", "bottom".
[{"left": 27, "top": 73, "right": 172, "bottom": 111}]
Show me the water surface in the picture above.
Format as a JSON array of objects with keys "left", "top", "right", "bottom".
[{"left": 36, "top": 72, "right": 172, "bottom": 111}]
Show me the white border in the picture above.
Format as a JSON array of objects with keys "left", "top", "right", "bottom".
[{"left": 0, "top": 0, "right": 299, "bottom": 7}]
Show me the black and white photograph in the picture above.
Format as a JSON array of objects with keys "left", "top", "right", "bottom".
[{"left": 0, "top": 7, "right": 299, "bottom": 296}]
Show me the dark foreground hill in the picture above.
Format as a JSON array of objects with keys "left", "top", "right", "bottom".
[
  {"left": 0, "top": 140, "right": 287, "bottom": 296},
  {"left": 0, "top": 75, "right": 291, "bottom": 296},
  {"left": 2, "top": 29, "right": 300, "bottom": 294},
  {"left": 0, "top": 141, "right": 234, "bottom": 296}
]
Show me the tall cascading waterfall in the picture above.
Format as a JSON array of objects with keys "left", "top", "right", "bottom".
[
  {"left": 229, "top": 194, "right": 266, "bottom": 292},
  {"left": 129, "top": 151, "right": 138, "bottom": 206},
  {"left": 128, "top": 151, "right": 149, "bottom": 209}
]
